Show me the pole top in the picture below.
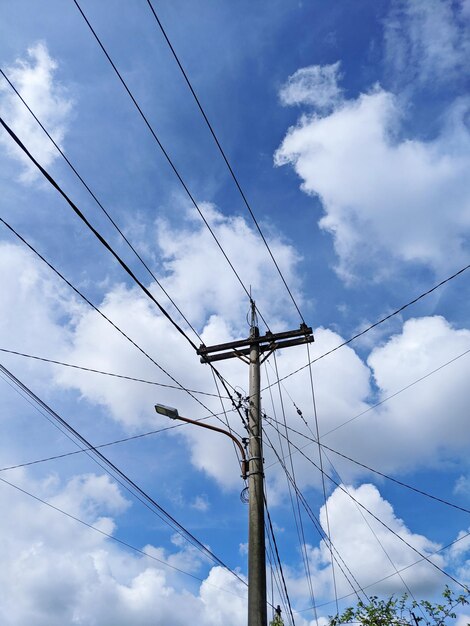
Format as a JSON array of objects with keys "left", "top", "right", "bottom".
[{"left": 250, "top": 299, "right": 259, "bottom": 337}]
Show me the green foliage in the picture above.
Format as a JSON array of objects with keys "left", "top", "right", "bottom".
[
  {"left": 328, "top": 586, "right": 470, "bottom": 626},
  {"left": 269, "top": 612, "right": 284, "bottom": 626}
]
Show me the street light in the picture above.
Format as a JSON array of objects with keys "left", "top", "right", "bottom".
[
  {"left": 154, "top": 404, "right": 248, "bottom": 479},
  {"left": 155, "top": 404, "right": 179, "bottom": 420}
]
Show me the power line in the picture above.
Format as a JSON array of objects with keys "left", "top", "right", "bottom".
[
  {"left": 269, "top": 426, "right": 468, "bottom": 591},
  {"left": 263, "top": 345, "right": 470, "bottom": 454},
  {"left": 71, "top": 0, "right": 270, "bottom": 331},
  {"left": 265, "top": 529, "right": 291, "bottom": 626},
  {"left": 298, "top": 529, "right": 470, "bottom": 613},
  {"left": 269, "top": 353, "right": 319, "bottom": 618},
  {"left": 321, "top": 440, "right": 470, "bottom": 517},
  {"left": 263, "top": 425, "right": 368, "bottom": 607},
  {"left": 0, "top": 474, "right": 248, "bottom": 601},
  {"left": 0, "top": 216, "right": 236, "bottom": 429},
  {"left": 145, "top": 0, "right": 305, "bottom": 324},
  {"left": 0, "top": 116, "right": 199, "bottom": 349},
  {"left": 1, "top": 66, "right": 247, "bottom": 429},
  {"left": 315, "top": 441, "right": 428, "bottom": 622},
  {"left": 264, "top": 495, "right": 296, "bottom": 626},
  {"left": 0, "top": 67, "right": 202, "bottom": 344},
  {"left": 265, "top": 411, "right": 431, "bottom": 626},
  {"left": 0, "top": 408, "right": 237, "bottom": 473},
  {"left": 0, "top": 347, "right": 229, "bottom": 399},
  {"left": 305, "top": 344, "right": 339, "bottom": 613},
  {"left": 0, "top": 115, "right": 246, "bottom": 426},
  {"left": 0, "top": 361, "right": 246, "bottom": 586},
  {"left": 322, "top": 346, "right": 470, "bottom": 438},
  {"left": 265, "top": 414, "right": 470, "bottom": 600},
  {"left": 264, "top": 411, "right": 470, "bottom": 517},
  {"left": 263, "top": 262, "right": 470, "bottom": 390}
]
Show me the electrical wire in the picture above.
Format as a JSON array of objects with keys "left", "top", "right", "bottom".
[
  {"left": 0, "top": 114, "right": 201, "bottom": 349},
  {"left": 305, "top": 344, "right": 339, "bottom": 614},
  {"left": 263, "top": 343, "right": 470, "bottom": 473},
  {"left": 263, "top": 263, "right": 470, "bottom": 390},
  {"left": 298, "top": 529, "right": 470, "bottom": 613},
  {"left": 0, "top": 346, "right": 229, "bottom": 399},
  {"left": 264, "top": 494, "right": 296, "bottom": 626},
  {"left": 71, "top": 0, "right": 271, "bottom": 332},
  {"left": 0, "top": 409, "right": 236, "bottom": 473},
  {"left": 285, "top": 427, "right": 470, "bottom": 517},
  {"left": 1, "top": 65, "right": 248, "bottom": 428},
  {"left": 0, "top": 361, "right": 246, "bottom": 586},
  {"left": 319, "top": 445, "right": 429, "bottom": 625},
  {"left": 0, "top": 474, "right": 248, "bottom": 601},
  {"left": 267, "top": 355, "right": 426, "bottom": 618},
  {"left": 322, "top": 346, "right": 470, "bottom": 438},
  {"left": 269, "top": 354, "right": 319, "bottom": 621},
  {"left": 270, "top": 376, "right": 428, "bottom": 623},
  {"left": 0, "top": 67, "right": 203, "bottom": 344},
  {"left": 264, "top": 508, "right": 292, "bottom": 624},
  {"left": 145, "top": 0, "right": 305, "bottom": 324},
  {"left": 0, "top": 115, "right": 247, "bottom": 432},
  {"left": 0, "top": 216, "right": 240, "bottom": 435},
  {"left": 263, "top": 425, "right": 368, "bottom": 606},
  {"left": 265, "top": 535, "right": 288, "bottom": 624},
  {"left": 269, "top": 427, "right": 468, "bottom": 591}
]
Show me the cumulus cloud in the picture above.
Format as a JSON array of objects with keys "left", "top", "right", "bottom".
[
  {"left": 454, "top": 476, "right": 470, "bottom": 497},
  {"left": 1, "top": 468, "right": 455, "bottom": 624},
  {"left": 0, "top": 201, "right": 303, "bottom": 490},
  {"left": 279, "top": 62, "right": 343, "bottom": 111},
  {"left": 290, "top": 483, "right": 447, "bottom": 601},
  {"left": 156, "top": 204, "right": 303, "bottom": 331},
  {"left": 2, "top": 242, "right": 469, "bottom": 616},
  {"left": 275, "top": 89, "right": 470, "bottom": 280},
  {"left": 275, "top": 1, "right": 470, "bottom": 282},
  {"left": 3, "top": 240, "right": 470, "bottom": 493},
  {"left": 0, "top": 469, "right": 250, "bottom": 626},
  {"left": 0, "top": 241, "right": 74, "bottom": 377},
  {"left": 263, "top": 314, "right": 470, "bottom": 508},
  {"left": 0, "top": 42, "right": 72, "bottom": 182}
]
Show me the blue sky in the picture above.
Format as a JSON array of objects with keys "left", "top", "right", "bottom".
[{"left": 1, "top": 1, "right": 470, "bottom": 624}]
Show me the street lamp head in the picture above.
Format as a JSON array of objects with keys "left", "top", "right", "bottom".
[{"left": 155, "top": 404, "right": 179, "bottom": 419}]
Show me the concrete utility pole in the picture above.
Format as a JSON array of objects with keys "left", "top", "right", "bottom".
[
  {"left": 197, "top": 301, "right": 313, "bottom": 626},
  {"left": 247, "top": 312, "right": 266, "bottom": 626}
]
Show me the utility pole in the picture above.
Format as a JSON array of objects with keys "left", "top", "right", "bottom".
[{"left": 197, "top": 301, "right": 313, "bottom": 626}]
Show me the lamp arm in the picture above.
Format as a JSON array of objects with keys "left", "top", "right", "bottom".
[{"left": 174, "top": 414, "right": 248, "bottom": 479}]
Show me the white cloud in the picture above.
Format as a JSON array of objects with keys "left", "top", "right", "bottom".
[
  {"left": 275, "top": 88, "right": 470, "bottom": 280},
  {"left": 0, "top": 42, "right": 72, "bottom": 182},
  {"left": 286, "top": 483, "right": 446, "bottom": 605},
  {"left": 262, "top": 314, "right": 470, "bottom": 507},
  {"left": 156, "top": 204, "right": 303, "bottom": 332},
  {"left": 384, "top": 0, "right": 470, "bottom": 87},
  {"left": 4, "top": 237, "right": 470, "bottom": 493},
  {"left": 0, "top": 469, "right": 250, "bottom": 626},
  {"left": 3, "top": 229, "right": 470, "bottom": 497},
  {"left": 191, "top": 494, "right": 210, "bottom": 512},
  {"left": 319, "top": 484, "right": 444, "bottom": 595},
  {"left": 454, "top": 476, "right": 470, "bottom": 497},
  {"left": 279, "top": 62, "right": 343, "bottom": 111},
  {"left": 0, "top": 241, "right": 74, "bottom": 379}
]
